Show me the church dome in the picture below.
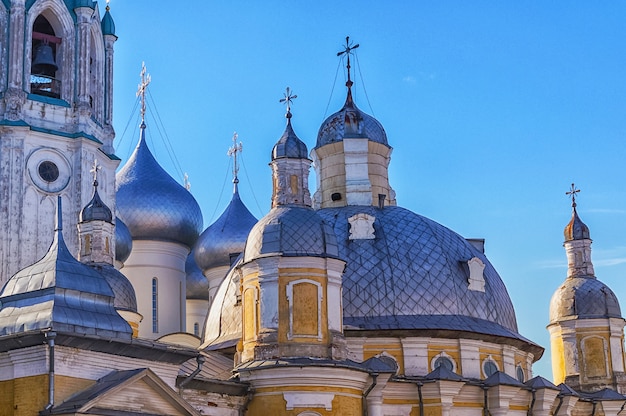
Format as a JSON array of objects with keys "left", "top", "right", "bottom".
[
  {"left": 80, "top": 182, "right": 113, "bottom": 223},
  {"left": 116, "top": 123, "right": 203, "bottom": 249},
  {"left": 186, "top": 250, "right": 210, "bottom": 301},
  {"left": 90, "top": 264, "right": 138, "bottom": 313},
  {"left": 101, "top": 6, "right": 116, "bottom": 36},
  {"left": 316, "top": 90, "right": 388, "bottom": 148},
  {"left": 564, "top": 204, "right": 590, "bottom": 241},
  {"left": 115, "top": 216, "right": 132, "bottom": 264},
  {"left": 549, "top": 277, "right": 621, "bottom": 323},
  {"left": 318, "top": 206, "right": 522, "bottom": 338},
  {"left": 272, "top": 115, "right": 308, "bottom": 159},
  {"left": 243, "top": 206, "right": 338, "bottom": 262},
  {"left": 195, "top": 184, "right": 257, "bottom": 273}
]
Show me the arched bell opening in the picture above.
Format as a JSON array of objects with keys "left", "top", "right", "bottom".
[{"left": 31, "top": 15, "right": 61, "bottom": 99}]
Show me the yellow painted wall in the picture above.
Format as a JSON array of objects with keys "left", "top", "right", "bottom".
[
  {"left": 278, "top": 273, "right": 328, "bottom": 344},
  {"left": 246, "top": 391, "right": 362, "bottom": 416},
  {"left": 0, "top": 374, "right": 94, "bottom": 416}
]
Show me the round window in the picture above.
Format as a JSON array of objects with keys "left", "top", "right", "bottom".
[
  {"left": 434, "top": 356, "right": 454, "bottom": 371},
  {"left": 483, "top": 360, "right": 498, "bottom": 377},
  {"left": 38, "top": 161, "right": 60, "bottom": 182}
]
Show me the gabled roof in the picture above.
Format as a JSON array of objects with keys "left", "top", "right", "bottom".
[
  {"left": 483, "top": 371, "right": 525, "bottom": 387},
  {"left": 525, "top": 375, "right": 559, "bottom": 390},
  {"left": 44, "top": 368, "right": 200, "bottom": 416}
]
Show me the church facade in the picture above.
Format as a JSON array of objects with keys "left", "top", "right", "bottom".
[{"left": 1, "top": 1, "right": 626, "bottom": 416}]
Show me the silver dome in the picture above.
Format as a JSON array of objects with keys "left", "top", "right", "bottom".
[
  {"left": 316, "top": 89, "right": 388, "bottom": 148},
  {"left": 272, "top": 115, "right": 308, "bottom": 159},
  {"left": 116, "top": 124, "right": 203, "bottom": 248},
  {"left": 195, "top": 185, "right": 257, "bottom": 273},
  {"left": 115, "top": 216, "right": 132, "bottom": 264},
  {"left": 0, "top": 203, "right": 132, "bottom": 338},
  {"left": 186, "top": 250, "right": 210, "bottom": 301},
  {"left": 564, "top": 205, "right": 590, "bottom": 241},
  {"left": 244, "top": 206, "right": 338, "bottom": 262},
  {"left": 90, "top": 264, "right": 138, "bottom": 313},
  {"left": 80, "top": 182, "right": 113, "bottom": 223},
  {"left": 549, "top": 277, "right": 622, "bottom": 323},
  {"left": 317, "top": 205, "right": 522, "bottom": 338}
]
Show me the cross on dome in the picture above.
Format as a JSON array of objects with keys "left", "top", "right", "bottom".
[
  {"left": 227, "top": 132, "right": 243, "bottom": 184},
  {"left": 337, "top": 36, "right": 359, "bottom": 88},
  {"left": 136, "top": 62, "right": 151, "bottom": 122},
  {"left": 279, "top": 87, "right": 297, "bottom": 118},
  {"left": 566, "top": 183, "right": 580, "bottom": 207},
  {"left": 90, "top": 158, "right": 101, "bottom": 186}
]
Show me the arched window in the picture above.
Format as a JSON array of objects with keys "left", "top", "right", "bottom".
[
  {"left": 152, "top": 278, "right": 158, "bottom": 333},
  {"left": 482, "top": 356, "right": 499, "bottom": 378},
  {"left": 431, "top": 352, "right": 457, "bottom": 373},
  {"left": 31, "top": 15, "right": 61, "bottom": 98},
  {"left": 516, "top": 365, "right": 525, "bottom": 382},
  {"left": 193, "top": 322, "right": 199, "bottom": 337}
]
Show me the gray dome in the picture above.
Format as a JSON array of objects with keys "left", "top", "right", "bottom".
[
  {"left": 564, "top": 205, "right": 590, "bottom": 241},
  {"left": 317, "top": 206, "right": 521, "bottom": 338},
  {"left": 272, "top": 116, "right": 308, "bottom": 159},
  {"left": 80, "top": 183, "right": 113, "bottom": 223},
  {"left": 90, "top": 264, "right": 138, "bottom": 312},
  {"left": 186, "top": 250, "right": 210, "bottom": 301},
  {"left": 195, "top": 185, "right": 257, "bottom": 273},
  {"left": 549, "top": 277, "right": 622, "bottom": 323},
  {"left": 244, "top": 206, "right": 338, "bottom": 262},
  {"left": 115, "top": 216, "right": 132, "bottom": 264},
  {"left": 0, "top": 203, "right": 131, "bottom": 339},
  {"left": 316, "top": 90, "right": 388, "bottom": 148},
  {"left": 116, "top": 124, "right": 203, "bottom": 248}
]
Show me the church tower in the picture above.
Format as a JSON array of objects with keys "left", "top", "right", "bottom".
[
  {"left": 0, "top": 0, "right": 118, "bottom": 287},
  {"left": 548, "top": 185, "right": 626, "bottom": 393}
]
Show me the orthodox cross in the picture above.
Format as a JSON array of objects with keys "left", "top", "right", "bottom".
[
  {"left": 337, "top": 36, "right": 359, "bottom": 87},
  {"left": 136, "top": 62, "right": 151, "bottom": 122},
  {"left": 280, "top": 87, "right": 297, "bottom": 117},
  {"left": 183, "top": 173, "right": 191, "bottom": 191},
  {"left": 566, "top": 183, "right": 580, "bottom": 206},
  {"left": 227, "top": 132, "right": 243, "bottom": 182},
  {"left": 90, "top": 158, "right": 101, "bottom": 186}
]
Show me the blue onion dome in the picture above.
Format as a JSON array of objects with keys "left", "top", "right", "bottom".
[
  {"left": 550, "top": 278, "right": 621, "bottom": 323},
  {"left": 101, "top": 4, "right": 116, "bottom": 36},
  {"left": 202, "top": 263, "right": 242, "bottom": 350},
  {"left": 90, "top": 263, "right": 138, "bottom": 312},
  {"left": 244, "top": 206, "right": 339, "bottom": 262},
  {"left": 317, "top": 205, "right": 540, "bottom": 354},
  {"left": 564, "top": 203, "right": 590, "bottom": 241},
  {"left": 316, "top": 88, "right": 388, "bottom": 148},
  {"left": 80, "top": 180, "right": 113, "bottom": 223},
  {"left": 115, "top": 216, "right": 132, "bottom": 264},
  {"left": 0, "top": 199, "right": 131, "bottom": 338},
  {"left": 272, "top": 111, "right": 308, "bottom": 159},
  {"left": 116, "top": 124, "right": 203, "bottom": 248},
  {"left": 195, "top": 183, "right": 257, "bottom": 273},
  {"left": 186, "top": 249, "right": 209, "bottom": 301}
]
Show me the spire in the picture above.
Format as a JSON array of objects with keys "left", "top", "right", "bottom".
[
  {"left": 337, "top": 36, "right": 359, "bottom": 104},
  {"left": 227, "top": 132, "right": 243, "bottom": 193},
  {"left": 563, "top": 184, "right": 594, "bottom": 278},
  {"left": 136, "top": 62, "right": 151, "bottom": 125}
]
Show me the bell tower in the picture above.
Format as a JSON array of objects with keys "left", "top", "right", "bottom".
[{"left": 0, "top": 0, "right": 118, "bottom": 287}]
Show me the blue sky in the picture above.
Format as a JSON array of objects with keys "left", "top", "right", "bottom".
[{"left": 104, "top": 2, "right": 626, "bottom": 379}]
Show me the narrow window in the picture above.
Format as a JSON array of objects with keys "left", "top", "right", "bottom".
[
  {"left": 434, "top": 356, "right": 454, "bottom": 371},
  {"left": 516, "top": 365, "right": 525, "bottom": 382},
  {"left": 193, "top": 322, "right": 199, "bottom": 337},
  {"left": 152, "top": 277, "right": 158, "bottom": 333}
]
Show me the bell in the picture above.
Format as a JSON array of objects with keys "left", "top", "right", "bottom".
[{"left": 32, "top": 42, "right": 58, "bottom": 76}]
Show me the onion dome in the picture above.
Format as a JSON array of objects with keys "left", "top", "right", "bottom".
[
  {"left": 90, "top": 263, "right": 138, "bottom": 313},
  {"left": 564, "top": 203, "right": 590, "bottom": 241},
  {"left": 316, "top": 86, "right": 387, "bottom": 148},
  {"left": 244, "top": 206, "right": 338, "bottom": 262},
  {"left": 272, "top": 110, "right": 308, "bottom": 159},
  {"left": 116, "top": 123, "right": 203, "bottom": 249},
  {"left": 195, "top": 183, "right": 257, "bottom": 273},
  {"left": 549, "top": 278, "right": 621, "bottom": 323},
  {"left": 319, "top": 206, "right": 538, "bottom": 351},
  {"left": 101, "top": 4, "right": 116, "bottom": 36},
  {"left": 80, "top": 180, "right": 113, "bottom": 223},
  {"left": 115, "top": 216, "right": 132, "bottom": 264},
  {"left": 186, "top": 249, "right": 209, "bottom": 301},
  {"left": 0, "top": 198, "right": 132, "bottom": 338}
]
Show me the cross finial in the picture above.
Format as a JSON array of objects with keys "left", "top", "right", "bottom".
[
  {"left": 136, "top": 62, "right": 151, "bottom": 122},
  {"left": 227, "top": 132, "right": 243, "bottom": 184},
  {"left": 279, "top": 87, "right": 297, "bottom": 119},
  {"left": 183, "top": 173, "right": 191, "bottom": 191},
  {"left": 90, "top": 158, "right": 101, "bottom": 187},
  {"left": 106, "top": 0, "right": 110, "bottom": 11},
  {"left": 337, "top": 36, "right": 359, "bottom": 88},
  {"left": 566, "top": 183, "right": 580, "bottom": 207}
]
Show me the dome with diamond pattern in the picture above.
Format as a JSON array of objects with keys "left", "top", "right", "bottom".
[{"left": 116, "top": 123, "right": 203, "bottom": 248}]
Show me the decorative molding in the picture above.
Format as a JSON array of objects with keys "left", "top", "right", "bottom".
[
  {"left": 286, "top": 279, "right": 323, "bottom": 340},
  {"left": 348, "top": 213, "right": 375, "bottom": 240},
  {"left": 284, "top": 392, "right": 334, "bottom": 411},
  {"left": 467, "top": 257, "right": 485, "bottom": 292}
]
